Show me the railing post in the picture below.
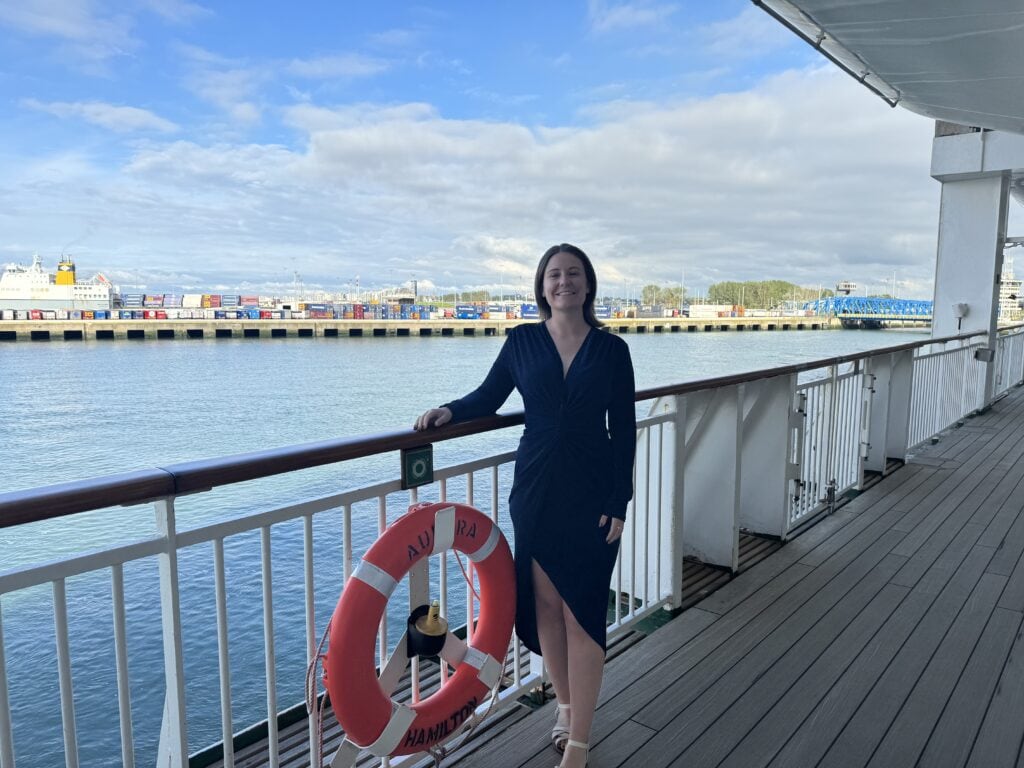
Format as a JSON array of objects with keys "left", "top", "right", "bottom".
[
  {"left": 681, "top": 386, "right": 740, "bottom": 572},
  {"left": 738, "top": 375, "right": 794, "bottom": 539},
  {"left": 666, "top": 395, "right": 686, "bottom": 609},
  {"left": 884, "top": 350, "right": 914, "bottom": 464},
  {"left": 154, "top": 497, "right": 188, "bottom": 768}
]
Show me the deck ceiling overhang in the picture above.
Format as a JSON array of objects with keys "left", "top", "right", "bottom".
[{"left": 757, "top": 1, "right": 1024, "bottom": 136}]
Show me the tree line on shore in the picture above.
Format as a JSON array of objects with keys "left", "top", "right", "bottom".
[{"left": 445, "top": 280, "right": 835, "bottom": 309}]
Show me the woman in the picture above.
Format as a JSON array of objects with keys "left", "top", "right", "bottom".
[{"left": 415, "top": 243, "right": 636, "bottom": 768}]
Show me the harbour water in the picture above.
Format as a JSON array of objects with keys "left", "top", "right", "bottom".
[{"left": 0, "top": 327, "right": 923, "bottom": 766}]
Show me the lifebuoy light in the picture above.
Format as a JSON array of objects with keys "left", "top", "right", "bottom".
[{"left": 323, "top": 501, "right": 515, "bottom": 761}]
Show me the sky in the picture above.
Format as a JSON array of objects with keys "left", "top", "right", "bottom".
[{"left": 0, "top": 0, "right": 964, "bottom": 299}]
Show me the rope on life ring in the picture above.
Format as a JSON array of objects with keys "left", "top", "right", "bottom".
[{"left": 322, "top": 501, "right": 515, "bottom": 766}]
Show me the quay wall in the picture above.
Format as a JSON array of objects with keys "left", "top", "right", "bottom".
[{"left": 0, "top": 316, "right": 839, "bottom": 342}]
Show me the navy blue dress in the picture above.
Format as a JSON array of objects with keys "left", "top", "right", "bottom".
[{"left": 443, "top": 322, "right": 636, "bottom": 653}]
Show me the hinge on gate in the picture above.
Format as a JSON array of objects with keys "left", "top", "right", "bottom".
[
  {"left": 863, "top": 373, "right": 876, "bottom": 394},
  {"left": 860, "top": 441, "right": 870, "bottom": 460}
]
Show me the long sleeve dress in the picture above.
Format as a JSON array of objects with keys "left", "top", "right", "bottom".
[{"left": 442, "top": 321, "right": 636, "bottom": 653}]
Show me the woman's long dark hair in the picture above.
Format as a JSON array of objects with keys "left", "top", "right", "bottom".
[{"left": 534, "top": 243, "right": 604, "bottom": 328}]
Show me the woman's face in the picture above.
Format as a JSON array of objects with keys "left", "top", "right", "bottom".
[{"left": 542, "top": 251, "right": 589, "bottom": 314}]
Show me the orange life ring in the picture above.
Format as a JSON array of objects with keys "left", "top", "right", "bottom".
[{"left": 324, "top": 501, "right": 515, "bottom": 756}]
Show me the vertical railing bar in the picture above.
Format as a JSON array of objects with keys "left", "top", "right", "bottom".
[
  {"left": 378, "top": 498, "right": 388, "bottom": 664},
  {"left": 646, "top": 425, "right": 657, "bottom": 608},
  {"left": 212, "top": 539, "right": 234, "bottom": 768},
  {"left": 466, "top": 472, "right": 475, "bottom": 644},
  {"left": 154, "top": 498, "right": 187, "bottom": 768},
  {"left": 343, "top": 503, "right": 353, "bottom": 584},
  {"left": 0, "top": 599, "right": 14, "bottom": 768},
  {"left": 260, "top": 526, "right": 279, "bottom": 768},
  {"left": 438, "top": 476, "right": 450, "bottom": 685},
  {"left": 52, "top": 579, "right": 79, "bottom": 768},
  {"left": 635, "top": 428, "right": 648, "bottom": 615},
  {"left": 111, "top": 564, "right": 135, "bottom": 768},
  {"left": 491, "top": 466, "right": 499, "bottom": 522},
  {"left": 303, "top": 513, "right": 317, "bottom": 764}
]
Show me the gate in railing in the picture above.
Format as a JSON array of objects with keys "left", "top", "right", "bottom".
[{"left": 1, "top": 327, "right": 1023, "bottom": 768}]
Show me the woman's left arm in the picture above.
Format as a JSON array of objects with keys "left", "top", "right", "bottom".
[{"left": 605, "top": 340, "right": 637, "bottom": 523}]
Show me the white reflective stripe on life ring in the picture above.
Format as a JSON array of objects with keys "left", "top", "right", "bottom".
[
  {"left": 463, "top": 646, "right": 502, "bottom": 689},
  {"left": 431, "top": 506, "right": 456, "bottom": 555},
  {"left": 352, "top": 560, "right": 397, "bottom": 598},
  {"left": 365, "top": 703, "right": 418, "bottom": 757},
  {"left": 437, "top": 634, "right": 501, "bottom": 688},
  {"left": 466, "top": 523, "right": 500, "bottom": 563}
]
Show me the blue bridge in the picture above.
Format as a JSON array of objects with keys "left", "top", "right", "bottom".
[{"left": 803, "top": 296, "right": 933, "bottom": 328}]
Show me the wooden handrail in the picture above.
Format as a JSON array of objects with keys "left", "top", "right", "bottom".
[{"left": 0, "top": 326, "right": 1010, "bottom": 529}]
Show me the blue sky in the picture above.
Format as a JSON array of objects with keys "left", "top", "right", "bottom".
[{"left": 0, "top": 1, "right": 947, "bottom": 298}]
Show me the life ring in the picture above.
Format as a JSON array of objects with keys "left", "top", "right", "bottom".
[{"left": 323, "top": 501, "right": 515, "bottom": 757}]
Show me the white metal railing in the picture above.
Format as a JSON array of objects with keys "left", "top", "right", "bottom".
[
  {"left": 788, "top": 362, "right": 865, "bottom": 530},
  {"left": 2, "top": 328, "right": 1024, "bottom": 768},
  {"left": 908, "top": 338, "right": 986, "bottom": 448},
  {"left": 994, "top": 327, "right": 1024, "bottom": 398}
]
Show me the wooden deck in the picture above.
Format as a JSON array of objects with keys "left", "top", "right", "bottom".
[{"left": 439, "top": 383, "right": 1024, "bottom": 768}]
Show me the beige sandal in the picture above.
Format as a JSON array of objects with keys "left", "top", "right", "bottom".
[
  {"left": 555, "top": 739, "right": 588, "bottom": 767},
  {"left": 551, "top": 703, "right": 571, "bottom": 753}
]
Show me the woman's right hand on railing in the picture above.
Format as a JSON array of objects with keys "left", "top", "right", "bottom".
[{"left": 414, "top": 407, "right": 453, "bottom": 431}]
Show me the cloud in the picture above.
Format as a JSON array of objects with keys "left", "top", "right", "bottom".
[
  {"left": 588, "top": 0, "right": 679, "bottom": 34},
  {"left": 184, "top": 66, "right": 265, "bottom": 124},
  {"left": 368, "top": 28, "right": 418, "bottom": 48},
  {"left": 140, "top": 0, "right": 211, "bottom": 24},
  {"left": 0, "top": 0, "right": 137, "bottom": 66},
  {"left": 701, "top": 6, "right": 796, "bottom": 59},
  {"left": 287, "top": 53, "right": 390, "bottom": 79},
  {"left": 0, "top": 67, "right": 942, "bottom": 298},
  {"left": 22, "top": 99, "right": 179, "bottom": 133}
]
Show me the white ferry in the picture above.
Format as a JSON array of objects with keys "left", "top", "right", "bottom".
[{"left": 0, "top": 254, "right": 115, "bottom": 311}]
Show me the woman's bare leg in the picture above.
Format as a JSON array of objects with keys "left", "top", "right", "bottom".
[
  {"left": 532, "top": 560, "right": 571, "bottom": 709},
  {"left": 561, "top": 605, "right": 603, "bottom": 768},
  {"left": 532, "top": 560, "right": 604, "bottom": 767}
]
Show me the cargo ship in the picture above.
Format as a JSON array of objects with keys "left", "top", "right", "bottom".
[{"left": 0, "top": 254, "right": 115, "bottom": 311}]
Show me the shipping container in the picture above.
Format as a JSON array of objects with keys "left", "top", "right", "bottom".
[
  {"left": 120, "top": 294, "right": 144, "bottom": 308},
  {"left": 1, "top": 310, "right": 13, "bottom": 320},
  {"left": 144, "top": 294, "right": 164, "bottom": 308},
  {"left": 688, "top": 304, "right": 736, "bottom": 319},
  {"left": 520, "top": 304, "right": 540, "bottom": 319},
  {"left": 162, "top": 294, "right": 183, "bottom": 308},
  {"left": 353, "top": 304, "right": 365, "bottom": 319},
  {"left": 221, "top": 295, "right": 240, "bottom": 307},
  {"left": 594, "top": 305, "right": 611, "bottom": 319},
  {"left": 56, "top": 309, "right": 69, "bottom": 320},
  {"left": 240, "top": 295, "right": 260, "bottom": 307},
  {"left": 15, "top": 311, "right": 30, "bottom": 320},
  {"left": 95, "top": 310, "right": 108, "bottom": 320},
  {"left": 183, "top": 294, "right": 203, "bottom": 308},
  {"left": 42, "top": 310, "right": 56, "bottom": 320}
]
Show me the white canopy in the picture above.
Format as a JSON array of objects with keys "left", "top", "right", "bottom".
[{"left": 758, "top": 1, "right": 1024, "bottom": 136}]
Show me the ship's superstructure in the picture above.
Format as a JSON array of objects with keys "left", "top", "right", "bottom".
[{"left": 0, "top": 254, "right": 114, "bottom": 310}]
